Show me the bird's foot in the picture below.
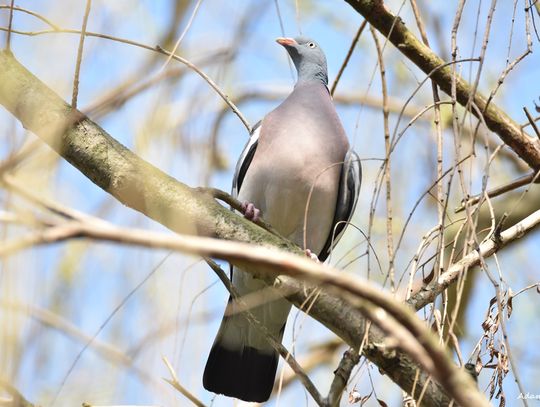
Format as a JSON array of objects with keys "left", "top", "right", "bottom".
[
  {"left": 240, "top": 201, "right": 261, "bottom": 222},
  {"left": 305, "top": 249, "right": 320, "bottom": 263}
]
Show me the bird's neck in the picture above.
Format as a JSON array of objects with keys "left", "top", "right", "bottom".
[{"left": 295, "top": 63, "right": 328, "bottom": 86}]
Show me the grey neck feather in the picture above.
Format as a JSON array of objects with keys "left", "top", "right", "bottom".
[{"left": 295, "top": 62, "right": 328, "bottom": 86}]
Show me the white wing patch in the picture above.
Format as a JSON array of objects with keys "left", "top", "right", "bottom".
[{"left": 232, "top": 123, "right": 261, "bottom": 198}]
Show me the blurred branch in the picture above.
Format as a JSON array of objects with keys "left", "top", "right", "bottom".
[
  {"left": 0, "top": 49, "right": 488, "bottom": 406},
  {"left": 83, "top": 49, "right": 232, "bottom": 119},
  {"left": 128, "top": 311, "right": 217, "bottom": 357},
  {"left": 0, "top": 379, "right": 34, "bottom": 407},
  {"left": 0, "top": 300, "right": 163, "bottom": 390},
  {"left": 158, "top": 1, "right": 193, "bottom": 51},
  {"left": 0, "top": 22, "right": 250, "bottom": 132},
  {"left": 82, "top": 0, "right": 263, "bottom": 122},
  {"left": 1, "top": 301, "right": 131, "bottom": 366},
  {"left": 370, "top": 25, "right": 396, "bottom": 290},
  {"left": 343, "top": 0, "right": 540, "bottom": 169},
  {"left": 227, "top": 87, "right": 423, "bottom": 117},
  {"left": 160, "top": 0, "right": 203, "bottom": 72},
  {"left": 162, "top": 356, "right": 207, "bottom": 407},
  {"left": 0, "top": 139, "right": 42, "bottom": 175}
]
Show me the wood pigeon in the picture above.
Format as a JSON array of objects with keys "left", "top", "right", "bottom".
[{"left": 203, "top": 36, "right": 362, "bottom": 403}]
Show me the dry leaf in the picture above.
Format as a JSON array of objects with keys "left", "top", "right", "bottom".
[
  {"left": 348, "top": 389, "right": 362, "bottom": 404},
  {"left": 507, "top": 288, "right": 514, "bottom": 319}
]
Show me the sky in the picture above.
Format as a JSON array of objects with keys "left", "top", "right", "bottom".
[{"left": 0, "top": 0, "right": 539, "bottom": 406}]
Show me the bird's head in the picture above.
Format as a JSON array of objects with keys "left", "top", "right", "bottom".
[{"left": 276, "top": 36, "right": 328, "bottom": 85}]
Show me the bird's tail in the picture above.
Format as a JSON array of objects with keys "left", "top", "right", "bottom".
[{"left": 203, "top": 298, "right": 288, "bottom": 403}]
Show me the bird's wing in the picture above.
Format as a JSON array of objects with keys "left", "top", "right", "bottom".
[
  {"left": 232, "top": 121, "right": 261, "bottom": 198},
  {"left": 318, "top": 149, "right": 362, "bottom": 262},
  {"left": 228, "top": 121, "right": 261, "bottom": 279}
]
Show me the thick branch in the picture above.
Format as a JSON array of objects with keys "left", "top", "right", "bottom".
[
  {"left": 343, "top": 0, "right": 540, "bottom": 169},
  {"left": 0, "top": 50, "right": 291, "bottom": 251}
]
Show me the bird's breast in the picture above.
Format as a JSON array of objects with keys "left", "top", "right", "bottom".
[
  {"left": 237, "top": 84, "right": 349, "bottom": 250},
  {"left": 238, "top": 137, "right": 343, "bottom": 251}
]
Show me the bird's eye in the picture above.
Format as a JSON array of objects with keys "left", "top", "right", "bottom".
[{"left": 308, "top": 42, "right": 316, "bottom": 48}]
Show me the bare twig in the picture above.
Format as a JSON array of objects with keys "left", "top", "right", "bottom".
[
  {"left": 370, "top": 26, "right": 395, "bottom": 291},
  {"left": 159, "top": 0, "right": 203, "bottom": 72},
  {"left": 325, "top": 348, "right": 360, "bottom": 407},
  {"left": 409, "top": 207, "right": 540, "bottom": 310},
  {"left": 367, "top": 58, "right": 481, "bottom": 287},
  {"left": 0, "top": 21, "right": 251, "bottom": 131},
  {"left": 409, "top": 0, "right": 452, "bottom": 345},
  {"left": 71, "top": 0, "right": 92, "bottom": 109},
  {"left": 0, "top": 5, "right": 60, "bottom": 30},
  {"left": 273, "top": 339, "right": 343, "bottom": 393},
  {"left": 195, "top": 187, "right": 283, "bottom": 237},
  {"left": 5, "top": 0, "right": 15, "bottom": 50},
  {"left": 524, "top": 106, "right": 540, "bottom": 139},
  {"left": 455, "top": 170, "right": 540, "bottom": 212},
  {"left": 162, "top": 356, "right": 207, "bottom": 407},
  {"left": 330, "top": 20, "right": 367, "bottom": 96},
  {"left": 409, "top": 0, "right": 446, "bottom": 286},
  {"left": 489, "top": 259, "right": 529, "bottom": 405}
]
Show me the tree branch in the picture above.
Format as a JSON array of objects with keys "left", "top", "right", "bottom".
[
  {"left": 0, "top": 50, "right": 280, "bottom": 250},
  {"left": 0, "top": 379, "right": 34, "bottom": 407},
  {"left": 325, "top": 348, "right": 360, "bottom": 406},
  {"left": 343, "top": 0, "right": 540, "bottom": 169},
  {"left": 0, "top": 206, "right": 488, "bottom": 406},
  {"left": 408, "top": 207, "right": 540, "bottom": 310}
]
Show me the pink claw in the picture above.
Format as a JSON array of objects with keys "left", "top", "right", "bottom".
[
  {"left": 241, "top": 201, "right": 261, "bottom": 222},
  {"left": 305, "top": 249, "right": 320, "bottom": 263}
]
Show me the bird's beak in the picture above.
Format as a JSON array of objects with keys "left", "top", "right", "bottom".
[{"left": 276, "top": 37, "right": 297, "bottom": 47}]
